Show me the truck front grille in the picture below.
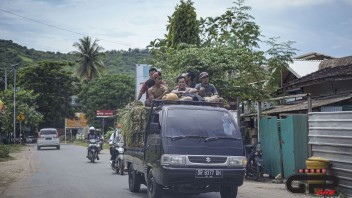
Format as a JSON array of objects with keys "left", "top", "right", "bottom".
[{"left": 187, "top": 156, "right": 227, "bottom": 164}]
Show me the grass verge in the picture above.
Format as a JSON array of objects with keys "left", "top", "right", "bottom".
[{"left": 0, "top": 144, "right": 24, "bottom": 162}]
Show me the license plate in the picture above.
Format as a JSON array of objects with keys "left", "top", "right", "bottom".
[
  {"left": 195, "top": 169, "right": 223, "bottom": 178},
  {"left": 45, "top": 137, "right": 52, "bottom": 140}
]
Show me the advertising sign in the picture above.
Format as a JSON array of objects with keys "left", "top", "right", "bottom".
[
  {"left": 66, "top": 113, "right": 87, "bottom": 128},
  {"left": 96, "top": 110, "right": 114, "bottom": 118}
]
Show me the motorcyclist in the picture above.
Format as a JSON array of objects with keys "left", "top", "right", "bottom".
[
  {"left": 87, "top": 126, "right": 99, "bottom": 160},
  {"left": 96, "top": 130, "right": 104, "bottom": 151},
  {"left": 109, "top": 123, "right": 124, "bottom": 165}
]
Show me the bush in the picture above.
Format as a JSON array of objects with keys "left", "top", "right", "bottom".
[
  {"left": 104, "top": 130, "right": 114, "bottom": 141},
  {"left": 0, "top": 144, "right": 10, "bottom": 158}
]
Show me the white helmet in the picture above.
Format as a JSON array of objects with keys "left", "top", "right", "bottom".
[{"left": 89, "top": 126, "right": 95, "bottom": 131}]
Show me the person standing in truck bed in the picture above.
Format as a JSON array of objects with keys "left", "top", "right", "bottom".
[
  {"left": 137, "top": 67, "right": 157, "bottom": 101},
  {"left": 146, "top": 71, "right": 169, "bottom": 106}
]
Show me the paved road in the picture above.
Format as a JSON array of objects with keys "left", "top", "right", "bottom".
[{"left": 3, "top": 144, "right": 310, "bottom": 198}]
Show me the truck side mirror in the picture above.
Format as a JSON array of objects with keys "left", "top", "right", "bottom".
[{"left": 149, "top": 123, "right": 160, "bottom": 134}]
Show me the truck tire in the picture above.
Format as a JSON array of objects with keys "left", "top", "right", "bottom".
[
  {"left": 220, "top": 186, "right": 238, "bottom": 198},
  {"left": 128, "top": 164, "right": 141, "bottom": 192},
  {"left": 147, "top": 169, "right": 162, "bottom": 198}
]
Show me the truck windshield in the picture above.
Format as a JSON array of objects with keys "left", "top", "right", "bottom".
[{"left": 165, "top": 109, "right": 241, "bottom": 139}]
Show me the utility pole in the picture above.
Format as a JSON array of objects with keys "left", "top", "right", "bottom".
[
  {"left": 12, "top": 63, "right": 20, "bottom": 141},
  {"left": 13, "top": 68, "right": 17, "bottom": 140},
  {"left": 5, "top": 68, "right": 7, "bottom": 90}
]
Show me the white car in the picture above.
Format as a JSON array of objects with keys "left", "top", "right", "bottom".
[
  {"left": 26, "top": 136, "right": 36, "bottom": 143},
  {"left": 37, "top": 128, "right": 60, "bottom": 150}
]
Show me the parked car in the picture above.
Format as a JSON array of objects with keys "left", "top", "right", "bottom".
[
  {"left": 25, "top": 136, "right": 36, "bottom": 143},
  {"left": 37, "top": 128, "right": 60, "bottom": 150}
]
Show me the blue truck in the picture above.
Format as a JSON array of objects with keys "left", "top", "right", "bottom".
[{"left": 124, "top": 100, "right": 246, "bottom": 198}]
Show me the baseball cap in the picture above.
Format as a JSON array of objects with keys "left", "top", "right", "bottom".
[{"left": 199, "top": 72, "right": 209, "bottom": 79}]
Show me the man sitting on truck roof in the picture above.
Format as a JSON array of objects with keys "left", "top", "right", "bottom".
[
  {"left": 195, "top": 72, "right": 218, "bottom": 97},
  {"left": 171, "top": 76, "right": 197, "bottom": 100},
  {"left": 146, "top": 71, "right": 169, "bottom": 106}
]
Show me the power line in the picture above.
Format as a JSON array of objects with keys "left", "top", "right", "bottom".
[{"left": 0, "top": 8, "right": 134, "bottom": 48}]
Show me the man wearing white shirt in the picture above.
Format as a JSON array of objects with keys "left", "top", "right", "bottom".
[{"left": 109, "top": 124, "right": 124, "bottom": 164}]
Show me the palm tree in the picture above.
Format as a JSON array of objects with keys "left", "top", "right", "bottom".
[{"left": 73, "top": 36, "right": 105, "bottom": 82}]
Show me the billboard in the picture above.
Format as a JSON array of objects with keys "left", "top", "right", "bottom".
[{"left": 65, "top": 113, "right": 87, "bottom": 128}]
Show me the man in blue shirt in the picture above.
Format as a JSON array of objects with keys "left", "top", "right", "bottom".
[{"left": 195, "top": 72, "right": 218, "bottom": 97}]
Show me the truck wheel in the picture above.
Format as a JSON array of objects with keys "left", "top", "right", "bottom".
[
  {"left": 147, "top": 170, "right": 162, "bottom": 198},
  {"left": 128, "top": 164, "right": 141, "bottom": 192},
  {"left": 220, "top": 186, "right": 238, "bottom": 198}
]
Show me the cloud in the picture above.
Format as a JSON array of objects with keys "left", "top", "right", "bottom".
[{"left": 247, "top": 0, "right": 335, "bottom": 10}]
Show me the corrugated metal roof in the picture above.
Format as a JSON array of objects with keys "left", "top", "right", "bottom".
[
  {"left": 284, "top": 64, "right": 352, "bottom": 89},
  {"left": 263, "top": 94, "right": 352, "bottom": 114}
]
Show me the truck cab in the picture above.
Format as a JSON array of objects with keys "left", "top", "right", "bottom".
[{"left": 125, "top": 100, "right": 246, "bottom": 198}]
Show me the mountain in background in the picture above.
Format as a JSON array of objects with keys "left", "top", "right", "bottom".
[{"left": 0, "top": 39, "right": 150, "bottom": 75}]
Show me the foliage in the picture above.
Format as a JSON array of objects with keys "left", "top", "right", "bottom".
[
  {"left": 0, "top": 40, "right": 77, "bottom": 69},
  {"left": 0, "top": 144, "right": 22, "bottom": 159},
  {"left": 120, "top": 102, "right": 148, "bottom": 147},
  {"left": 104, "top": 129, "right": 114, "bottom": 141},
  {"left": 77, "top": 74, "right": 135, "bottom": 132},
  {"left": 199, "top": 0, "right": 260, "bottom": 48},
  {"left": 104, "top": 49, "right": 151, "bottom": 75},
  {"left": 0, "top": 89, "right": 43, "bottom": 139},
  {"left": 166, "top": 0, "right": 200, "bottom": 48},
  {"left": 73, "top": 36, "right": 106, "bottom": 82},
  {"left": 0, "top": 39, "right": 151, "bottom": 90},
  {"left": 17, "top": 61, "right": 79, "bottom": 129},
  {"left": 149, "top": 0, "right": 297, "bottom": 101},
  {"left": 0, "top": 144, "right": 10, "bottom": 158}
]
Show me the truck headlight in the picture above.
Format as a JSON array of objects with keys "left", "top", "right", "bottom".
[
  {"left": 228, "top": 156, "right": 247, "bottom": 167},
  {"left": 161, "top": 154, "right": 186, "bottom": 166}
]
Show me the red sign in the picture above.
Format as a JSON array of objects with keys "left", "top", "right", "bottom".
[{"left": 96, "top": 110, "right": 114, "bottom": 118}]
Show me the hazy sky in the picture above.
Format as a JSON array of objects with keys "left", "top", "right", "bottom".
[{"left": 1, "top": 0, "right": 351, "bottom": 57}]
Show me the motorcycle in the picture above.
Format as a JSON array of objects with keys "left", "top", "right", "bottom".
[
  {"left": 87, "top": 139, "right": 99, "bottom": 163},
  {"left": 110, "top": 142, "right": 125, "bottom": 175},
  {"left": 245, "top": 143, "right": 264, "bottom": 180}
]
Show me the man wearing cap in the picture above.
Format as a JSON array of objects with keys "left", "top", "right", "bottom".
[{"left": 195, "top": 72, "right": 218, "bottom": 97}]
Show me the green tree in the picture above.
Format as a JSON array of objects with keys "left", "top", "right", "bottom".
[
  {"left": 17, "top": 61, "right": 79, "bottom": 128},
  {"left": 73, "top": 36, "right": 105, "bottom": 82},
  {"left": 166, "top": 0, "right": 200, "bottom": 48},
  {"left": 149, "top": 0, "right": 296, "bottom": 101},
  {"left": 0, "top": 89, "right": 43, "bottom": 142},
  {"left": 77, "top": 74, "right": 135, "bottom": 132},
  {"left": 199, "top": 0, "right": 260, "bottom": 48}
]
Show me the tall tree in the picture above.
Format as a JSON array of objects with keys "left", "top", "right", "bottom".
[
  {"left": 0, "top": 89, "right": 43, "bottom": 142},
  {"left": 149, "top": 0, "right": 296, "bottom": 101},
  {"left": 77, "top": 74, "right": 135, "bottom": 132},
  {"left": 166, "top": 0, "right": 200, "bottom": 48},
  {"left": 17, "top": 61, "right": 79, "bottom": 128},
  {"left": 73, "top": 36, "right": 105, "bottom": 82}
]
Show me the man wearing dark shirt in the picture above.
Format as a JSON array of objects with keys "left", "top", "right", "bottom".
[{"left": 195, "top": 72, "right": 218, "bottom": 97}]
